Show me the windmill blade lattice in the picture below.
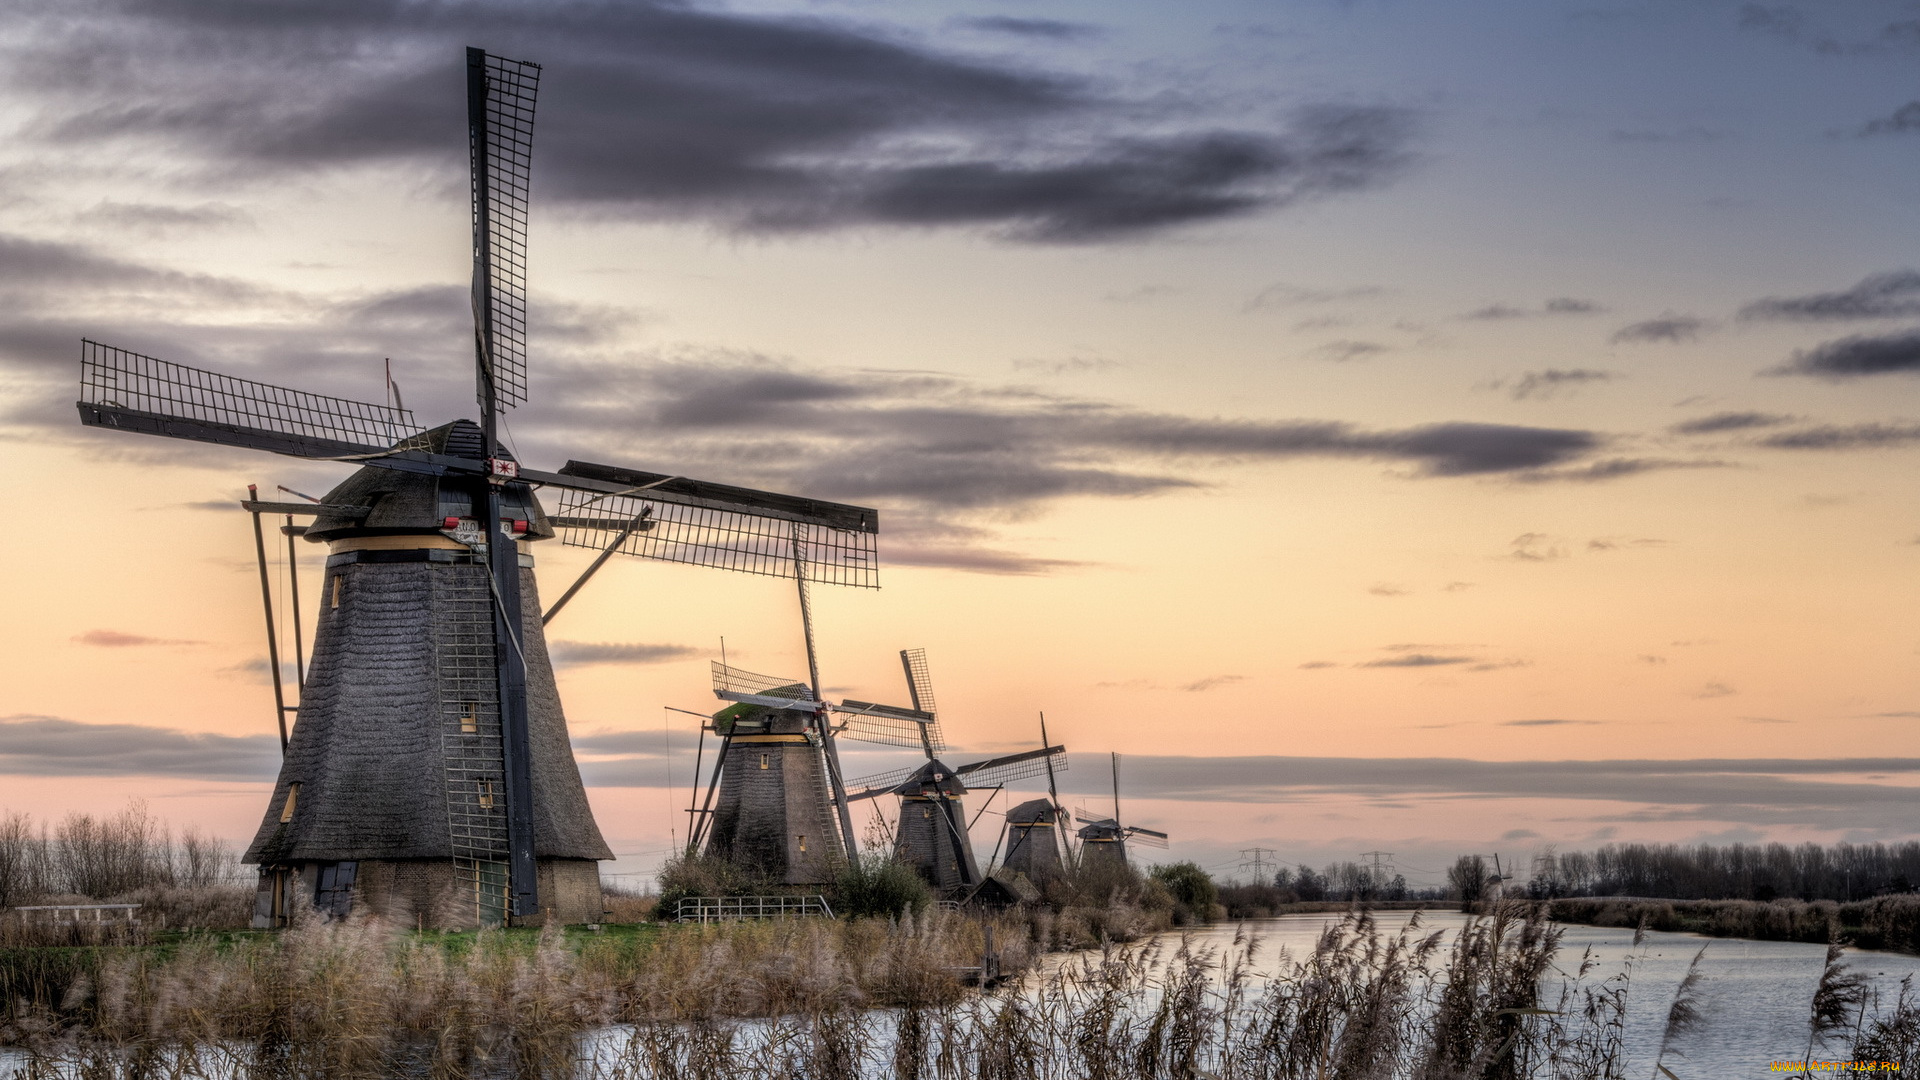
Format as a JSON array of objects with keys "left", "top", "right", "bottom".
[
  {"left": 955, "top": 745, "right": 1067, "bottom": 787},
  {"left": 468, "top": 49, "right": 539, "bottom": 410},
  {"left": 844, "top": 763, "right": 919, "bottom": 795},
  {"left": 78, "top": 340, "right": 424, "bottom": 458},
  {"left": 831, "top": 704, "right": 942, "bottom": 750},
  {"left": 710, "top": 661, "right": 813, "bottom": 705},
  {"left": 550, "top": 484, "right": 878, "bottom": 588},
  {"left": 1127, "top": 828, "right": 1170, "bottom": 849}
]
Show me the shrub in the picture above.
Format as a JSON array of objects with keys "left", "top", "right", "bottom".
[
  {"left": 1148, "top": 861, "right": 1219, "bottom": 925},
  {"left": 831, "top": 855, "right": 931, "bottom": 919}
]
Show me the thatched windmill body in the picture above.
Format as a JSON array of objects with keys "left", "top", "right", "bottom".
[
  {"left": 688, "top": 659, "right": 940, "bottom": 884},
  {"left": 73, "top": 50, "right": 881, "bottom": 927}
]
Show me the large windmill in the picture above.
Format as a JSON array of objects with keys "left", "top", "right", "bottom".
[
  {"left": 686, "top": 655, "right": 941, "bottom": 883},
  {"left": 840, "top": 652, "right": 1066, "bottom": 898},
  {"left": 73, "top": 50, "right": 880, "bottom": 928},
  {"left": 1073, "top": 753, "right": 1168, "bottom": 874}
]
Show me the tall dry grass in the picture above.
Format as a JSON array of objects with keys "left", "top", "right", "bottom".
[{"left": 9, "top": 901, "right": 1918, "bottom": 1077}]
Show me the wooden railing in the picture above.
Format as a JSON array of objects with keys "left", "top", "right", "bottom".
[{"left": 674, "top": 895, "right": 834, "bottom": 922}]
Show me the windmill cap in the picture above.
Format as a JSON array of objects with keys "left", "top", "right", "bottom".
[
  {"left": 901, "top": 758, "right": 967, "bottom": 796},
  {"left": 305, "top": 419, "right": 554, "bottom": 543},
  {"left": 1006, "top": 798, "right": 1055, "bottom": 824}
]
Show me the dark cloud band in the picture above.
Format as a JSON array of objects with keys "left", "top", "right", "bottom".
[{"left": 9, "top": 1, "right": 1415, "bottom": 243}]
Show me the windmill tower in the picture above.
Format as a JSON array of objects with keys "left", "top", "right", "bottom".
[
  {"left": 73, "top": 50, "right": 881, "bottom": 928},
  {"left": 1074, "top": 753, "right": 1168, "bottom": 873},
  {"left": 687, "top": 660, "right": 936, "bottom": 883},
  {"left": 1000, "top": 715, "right": 1072, "bottom": 886}
]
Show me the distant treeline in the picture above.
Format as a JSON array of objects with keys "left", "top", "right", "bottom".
[
  {"left": 0, "top": 802, "right": 238, "bottom": 908},
  {"left": 1522, "top": 841, "right": 1920, "bottom": 903}
]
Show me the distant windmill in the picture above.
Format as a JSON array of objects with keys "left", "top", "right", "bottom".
[
  {"left": 73, "top": 49, "right": 880, "bottom": 928},
  {"left": 1000, "top": 714, "right": 1072, "bottom": 885},
  {"left": 842, "top": 652, "right": 1066, "bottom": 898},
  {"left": 687, "top": 657, "right": 940, "bottom": 882},
  {"left": 1074, "top": 753, "right": 1168, "bottom": 872}
]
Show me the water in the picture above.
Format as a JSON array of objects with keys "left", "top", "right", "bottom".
[{"left": 1137, "top": 912, "right": 1920, "bottom": 1074}]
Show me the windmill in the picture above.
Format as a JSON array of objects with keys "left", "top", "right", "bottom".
[
  {"left": 1073, "top": 753, "right": 1168, "bottom": 873},
  {"left": 999, "top": 714, "right": 1072, "bottom": 885},
  {"left": 839, "top": 652, "right": 1066, "bottom": 898},
  {"left": 72, "top": 49, "right": 881, "bottom": 928},
  {"left": 686, "top": 657, "right": 939, "bottom": 883}
]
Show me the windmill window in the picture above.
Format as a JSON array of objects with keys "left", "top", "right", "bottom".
[
  {"left": 330, "top": 576, "right": 343, "bottom": 609},
  {"left": 478, "top": 781, "right": 495, "bottom": 809},
  {"left": 279, "top": 783, "right": 300, "bottom": 823},
  {"left": 797, "top": 835, "right": 807, "bottom": 853},
  {"left": 923, "top": 808, "right": 932, "bottom": 819},
  {"left": 759, "top": 753, "right": 769, "bottom": 770},
  {"left": 460, "top": 703, "right": 478, "bottom": 734}
]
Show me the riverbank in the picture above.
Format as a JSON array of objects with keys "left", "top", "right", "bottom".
[{"left": 1544, "top": 894, "right": 1920, "bottom": 953}]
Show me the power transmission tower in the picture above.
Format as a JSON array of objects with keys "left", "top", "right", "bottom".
[
  {"left": 1239, "top": 847, "right": 1278, "bottom": 883},
  {"left": 1360, "top": 851, "right": 1395, "bottom": 891}
]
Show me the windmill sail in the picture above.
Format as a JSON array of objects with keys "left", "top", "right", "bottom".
[
  {"left": 710, "top": 661, "right": 817, "bottom": 709},
  {"left": 549, "top": 461, "right": 878, "bottom": 587},
  {"left": 847, "top": 745, "right": 1063, "bottom": 797},
  {"left": 831, "top": 699, "right": 941, "bottom": 750},
  {"left": 956, "top": 745, "right": 1067, "bottom": 787},
  {"left": 78, "top": 341, "right": 424, "bottom": 459},
  {"left": 467, "top": 48, "right": 539, "bottom": 411}
]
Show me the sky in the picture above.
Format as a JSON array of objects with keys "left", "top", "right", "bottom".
[{"left": 1, "top": 0, "right": 1917, "bottom": 890}]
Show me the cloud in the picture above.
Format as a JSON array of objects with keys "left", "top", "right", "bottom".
[
  {"left": 1507, "top": 369, "right": 1614, "bottom": 401},
  {"left": 1360, "top": 654, "right": 1473, "bottom": 668},
  {"left": 7, "top": 5, "right": 1416, "bottom": 245},
  {"left": 547, "top": 641, "right": 699, "bottom": 667},
  {"left": 1243, "top": 283, "right": 1385, "bottom": 311},
  {"left": 1611, "top": 314, "right": 1705, "bottom": 344},
  {"left": 1313, "top": 340, "right": 1389, "bottom": 362},
  {"left": 534, "top": 358, "right": 1614, "bottom": 512},
  {"left": 1771, "top": 329, "right": 1920, "bottom": 378},
  {"left": 72, "top": 629, "right": 202, "bottom": 647},
  {"left": 1179, "top": 675, "right": 1245, "bottom": 692},
  {"left": 1696, "top": 682, "right": 1737, "bottom": 699},
  {"left": 1508, "top": 533, "right": 1567, "bottom": 561},
  {"left": 1298, "top": 661, "right": 1337, "bottom": 669},
  {"left": 568, "top": 730, "right": 670, "bottom": 757},
  {"left": 1671, "top": 411, "right": 1794, "bottom": 435},
  {"left": 1512, "top": 458, "right": 1730, "bottom": 484},
  {"left": 1049, "top": 753, "right": 1920, "bottom": 831},
  {"left": 0, "top": 714, "right": 278, "bottom": 780},
  {"left": 1757, "top": 422, "right": 1920, "bottom": 451},
  {"left": 1501, "top": 828, "right": 1542, "bottom": 840},
  {"left": 1586, "top": 537, "right": 1666, "bottom": 552},
  {"left": 1465, "top": 298, "right": 1604, "bottom": 320},
  {"left": 953, "top": 16, "right": 1101, "bottom": 40},
  {"left": 1368, "top": 584, "right": 1409, "bottom": 597},
  {"left": 1742, "top": 272, "right": 1920, "bottom": 321},
  {"left": 1502, "top": 719, "right": 1599, "bottom": 727},
  {"left": 1860, "top": 103, "right": 1920, "bottom": 136},
  {"left": 75, "top": 201, "right": 252, "bottom": 236}
]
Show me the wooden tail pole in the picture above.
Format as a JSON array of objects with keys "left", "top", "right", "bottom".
[
  {"left": 248, "top": 485, "right": 290, "bottom": 754},
  {"left": 285, "top": 515, "right": 305, "bottom": 686}
]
